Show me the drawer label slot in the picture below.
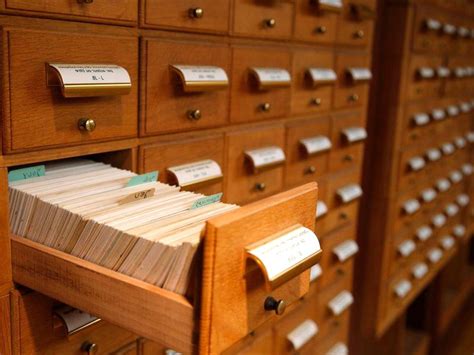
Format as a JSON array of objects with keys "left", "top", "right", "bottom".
[
  {"left": 453, "top": 224, "right": 466, "bottom": 238},
  {"left": 333, "top": 240, "right": 359, "bottom": 262},
  {"left": 408, "top": 156, "right": 425, "bottom": 171},
  {"left": 444, "top": 203, "right": 459, "bottom": 217},
  {"left": 300, "top": 135, "right": 332, "bottom": 156},
  {"left": 54, "top": 305, "right": 100, "bottom": 335},
  {"left": 412, "top": 262, "right": 428, "bottom": 280},
  {"left": 342, "top": 127, "right": 367, "bottom": 144},
  {"left": 307, "top": 68, "right": 337, "bottom": 86},
  {"left": 170, "top": 65, "right": 229, "bottom": 92},
  {"left": 394, "top": 279, "right": 412, "bottom": 299},
  {"left": 316, "top": 200, "right": 328, "bottom": 219},
  {"left": 398, "top": 240, "right": 416, "bottom": 257},
  {"left": 315, "top": 0, "right": 343, "bottom": 12},
  {"left": 426, "top": 148, "right": 441, "bottom": 161},
  {"left": 336, "top": 184, "right": 363, "bottom": 204},
  {"left": 420, "top": 188, "right": 437, "bottom": 203},
  {"left": 287, "top": 319, "right": 319, "bottom": 350},
  {"left": 245, "top": 146, "right": 286, "bottom": 172},
  {"left": 416, "top": 225, "right": 433, "bottom": 241},
  {"left": 440, "top": 235, "right": 455, "bottom": 250},
  {"left": 436, "top": 67, "right": 450, "bottom": 78},
  {"left": 427, "top": 248, "right": 443, "bottom": 264},
  {"left": 47, "top": 63, "right": 132, "bottom": 98},
  {"left": 249, "top": 67, "right": 291, "bottom": 90},
  {"left": 328, "top": 290, "right": 353, "bottom": 316},
  {"left": 455, "top": 137, "right": 467, "bottom": 149},
  {"left": 431, "top": 109, "right": 446, "bottom": 121},
  {"left": 456, "top": 194, "right": 470, "bottom": 207},
  {"left": 449, "top": 170, "right": 463, "bottom": 184},
  {"left": 417, "top": 67, "right": 435, "bottom": 79},
  {"left": 346, "top": 67, "right": 372, "bottom": 83},
  {"left": 310, "top": 264, "right": 323, "bottom": 282},
  {"left": 167, "top": 159, "right": 223, "bottom": 188},
  {"left": 462, "top": 163, "right": 473, "bottom": 175},
  {"left": 412, "top": 113, "right": 430, "bottom": 126},
  {"left": 327, "top": 342, "right": 349, "bottom": 355},
  {"left": 435, "top": 178, "right": 451, "bottom": 192},
  {"left": 432, "top": 214, "right": 447, "bottom": 228}
]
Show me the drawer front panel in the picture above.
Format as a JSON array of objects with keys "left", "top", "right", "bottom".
[
  {"left": 336, "top": 0, "right": 376, "bottom": 47},
  {"left": 294, "top": 0, "right": 338, "bottom": 44}
]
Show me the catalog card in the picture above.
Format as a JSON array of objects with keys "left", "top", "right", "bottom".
[
  {"left": 300, "top": 136, "right": 332, "bottom": 155},
  {"left": 287, "top": 320, "right": 319, "bottom": 350},
  {"left": 250, "top": 67, "right": 291, "bottom": 90},
  {"left": 246, "top": 226, "right": 322, "bottom": 289},
  {"left": 170, "top": 65, "right": 229, "bottom": 92},
  {"left": 245, "top": 146, "right": 286, "bottom": 171},
  {"left": 167, "top": 159, "right": 223, "bottom": 187},
  {"left": 328, "top": 290, "right": 353, "bottom": 316},
  {"left": 307, "top": 68, "right": 337, "bottom": 86}
]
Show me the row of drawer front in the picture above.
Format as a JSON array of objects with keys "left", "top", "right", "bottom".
[
  {"left": 413, "top": 5, "right": 474, "bottom": 54},
  {"left": 3, "top": 0, "right": 376, "bottom": 45},
  {"left": 4, "top": 28, "right": 372, "bottom": 152},
  {"left": 140, "top": 120, "right": 366, "bottom": 208}
]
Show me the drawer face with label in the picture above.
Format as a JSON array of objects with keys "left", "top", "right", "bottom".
[
  {"left": 4, "top": 0, "right": 138, "bottom": 24},
  {"left": 142, "top": 0, "right": 230, "bottom": 33},
  {"left": 4, "top": 29, "right": 138, "bottom": 152},
  {"left": 397, "top": 145, "right": 428, "bottom": 191},
  {"left": 140, "top": 135, "right": 225, "bottom": 196},
  {"left": 142, "top": 38, "right": 230, "bottom": 136},
  {"left": 334, "top": 52, "right": 371, "bottom": 109},
  {"left": 412, "top": 6, "right": 446, "bottom": 53},
  {"left": 406, "top": 55, "right": 443, "bottom": 100},
  {"left": 285, "top": 117, "right": 331, "bottom": 188},
  {"left": 291, "top": 48, "right": 335, "bottom": 115},
  {"left": 336, "top": 0, "right": 376, "bottom": 47},
  {"left": 230, "top": 46, "right": 291, "bottom": 123},
  {"left": 294, "top": 0, "right": 339, "bottom": 44},
  {"left": 403, "top": 101, "right": 439, "bottom": 146},
  {"left": 446, "top": 56, "right": 472, "bottom": 97},
  {"left": 225, "top": 125, "right": 286, "bottom": 204},
  {"left": 232, "top": 0, "right": 294, "bottom": 39}
]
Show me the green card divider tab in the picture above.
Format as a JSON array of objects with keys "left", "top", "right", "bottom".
[
  {"left": 126, "top": 171, "right": 159, "bottom": 187},
  {"left": 191, "top": 193, "right": 223, "bottom": 210},
  {"left": 8, "top": 165, "right": 46, "bottom": 182}
]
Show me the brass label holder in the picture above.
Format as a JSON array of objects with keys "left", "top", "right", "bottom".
[
  {"left": 170, "top": 64, "right": 229, "bottom": 92},
  {"left": 167, "top": 159, "right": 223, "bottom": 189},
  {"left": 249, "top": 67, "right": 291, "bottom": 91}
]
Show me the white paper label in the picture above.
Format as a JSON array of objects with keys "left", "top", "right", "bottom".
[
  {"left": 328, "top": 290, "right": 353, "bottom": 316},
  {"left": 467, "top": 131, "right": 474, "bottom": 143},
  {"left": 443, "top": 23, "right": 457, "bottom": 35},
  {"left": 441, "top": 235, "right": 455, "bottom": 250},
  {"left": 337, "top": 184, "right": 363, "bottom": 204},
  {"left": 54, "top": 306, "right": 100, "bottom": 335},
  {"left": 453, "top": 224, "right": 466, "bottom": 238},
  {"left": 398, "top": 240, "right": 416, "bottom": 257},
  {"left": 449, "top": 170, "right": 463, "bottom": 184},
  {"left": 408, "top": 156, "right": 426, "bottom": 171},
  {"left": 342, "top": 127, "right": 367, "bottom": 143},
  {"left": 431, "top": 109, "right": 446, "bottom": 121},
  {"left": 348, "top": 67, "right": 372, "bottom": 81},
  {"left": 310, "top": 264, "right": 323, "bottom": 282},
  {"left": 316, "top": 200, "right": 328, "bottom": 218},
  {"left": 326, "top": 343, "right": 349, "bottom": 355},
  {"left": 445, "top": 203, "right": 460, "bottom": 217},
  {"left": 412, "top": 262, "right": 429, "bottom": 279},
  {"left": 300, "top": 136, "right": 332, "bottom": 155},
  {"left": 458, "top": 26, "right": 469, "bottom": 37},
  {"left": 447, "top": 106, "right": 460, "bottom": 117},
  {"left": 441, "top": 143, "right": 455, "bottom": 155},
  {"left": 454, "top": 137, "right": 467, "bottom": 149},
  {"left": 418, "top": 67, "right": 435, "bottom": 79},
  {"left": 403, "top": 199, "right": 421, "bottom": 215},
  {"left": 437, "top": 67, "right": 451, "bottom": 78},
  {"left": 436, "top": 178, "right": 451, "bottom": 192},
  {"left": 460, "top": 102, "right": 471, "bottom": 113},
  {"left": 394, "top": 279, "right": 412, "bottom": 299},
  {"left": 308, "top": 68, "right": 337, "bottom": 84},
  {"left": 426, "top": 148, "right": 442, "bottom": 161},
  {"left": 171, "top": 65, "right": 228, "bottom": 85},
  {"left": 287, "top": 320, "right": 319, "bottom": 351},
  {"left": 49, "top": 63, "right": 131, "bottom": 86},
  {"left": 251, "top": 67, "right": 291, "bottom": 86},
  {"left": 427, "top": 248, "right": 443, "bottom": 264},
  {"left": 413, "top": 113, "right": 430, "bottom": 126},
  {"left": 421, "top": 188, "right": 437, "bottom": 203},
  {"left": 432, "top": 214, "right": 447, "bottom": 228},
  {"left": 247, "top": 227, "right": 321, "bottom": 283},
  {"left": 168, "top": 159, "right": 222, "bottom": 187},
  {"left": 333, "top": 240, "right": 359, "bottom": 262},
  {"left": 245, "top": 146, "right": 286, "bottom": 169},
  {"left": 319, "top": 0, "right": 343, "bottom": 9},
  {"left": 425, "top": 18, "right": 441, "bottom": 31},
  {"left": 416, "top": 225, "right": 433, "bottom": 241},
  {"left": 455, "top": 67, "right": 467, "bottom": 78},
  {"left": 456, "top": 194, "right": 470, "bottom": 207},
  {"left": 462, "top": 163, "right": 473, "bottom": 176}
]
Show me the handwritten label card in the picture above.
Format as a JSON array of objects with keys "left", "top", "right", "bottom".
[
  {"left": 191, "top": 193, "right": 223, "bottom": 210},
  {"left": 8, "top": 165, "right": 45, "bottom": 182},
  {"left": 168, "top": 159, "right": 223, "bottom": 187},
  {"left": 127, "top": 171, "right": 158, "bottom": 187},
  {"left": 119, "top": 188, "right": 155, "bottom": 204}
]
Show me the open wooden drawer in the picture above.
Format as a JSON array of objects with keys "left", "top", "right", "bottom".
[{"left": 11, "top": 183, "right": 319, "bottom": 354}]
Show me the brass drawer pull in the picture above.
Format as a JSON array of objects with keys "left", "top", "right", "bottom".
[
  {"left": 78, "top": 118, "right": 96, "bottom": 133},
  {"left": 81, "top": 342, "right": 98, "bottom": 354},
  {"left": 260, "top": 102, "right": 272, "bottom": 112},
  {"left": 354, "top": 30, "right": 365, "bottom": 38},
  {"left": 264, "top": 18, "right": 276, "bottom": 28},
  {"left": 189, "top": 7, "right": 204, "bottom": 19},
  {"left": 187, "top": 109, "right": 202, "bottom": 120},
  {"left": 348, "top": 93, "right": 359, "bottom": 102},
  {"left": 255, "top": 182, "right": 266, "bottom": 191},
  {"left": 316, "top": 26, "right": 327, "bottom": 34},
  {"left": 310, "top": 97, "right": 322, "bottom": 106},
  {"left": 77, "top": 0, "right": 93, "bottom": 3},
  {"left": 264, "top": 296, "right": 286, "bottom": 315}
]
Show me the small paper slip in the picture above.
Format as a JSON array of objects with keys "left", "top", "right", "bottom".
[
  {"left": 191, "top": 193, "right": 223, "bottom": 210},
  {"left": 126, "top": 171, "right": 158, "bottom": 187},
  {"left": 8, "top": 165, "right": 46, "bottom": 182}
]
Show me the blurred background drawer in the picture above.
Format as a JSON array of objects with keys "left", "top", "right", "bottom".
[
  {"left": 406, "top": 55, "right": 443, "bottom": 101},
  {"left": 4, "top": 28, "right": 138, "bottom": 153},
  {"left": 141, "top": 0, "right": 230, "bottom": 33},
  {"left": 230, "top": 45, "right": 291, "bottom": 123},
  {"left": 141, "top": 37, "right": 230, "bottom": 136},
  {"left": 225, "top": 125, "right": 285, "bottom": 204},
  {"left": 293, "top": 0, "right": 338, "bottom": 44},
  {"left": 139, "top": 134, "right": 225, "bottom": 196},
  {"left": 232, "top": 0, "right": 294, "bottom": 39},
  {"left": 336, "top": 0, "right": 376, "bottom": 47}
]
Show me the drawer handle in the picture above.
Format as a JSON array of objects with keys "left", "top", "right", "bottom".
[
  {"left": 348, "top": 93, "right": 359, "bottom": 102},
  {"left": 310, "top": 97, "right": 322, "bottom": 106},
  {"left": 354, "top": 30, "right": 365, "bottom": 38},
  {"left": 339, "top": 212, "right": 349, "bottom": 220},
  {"left": 77, "top": 0, "right": 93, "bottom": 3},
  {"left": 343, "top": 154, "right": 354, "bottom": 162},
  {"left": 255, "top": 182, "right": 266, "bottom": 191},
  {"left": 260, "top": 102, "right": 272, "bottom": 112},
  {"left": 78, "top": 118, "right": 96, "bottom": 133},
  {"left": 189, "top": 7, "right": 204, "bottom": 19},
  {"left": 187, "top": 109, "right": 202, "bottom": 120},
  {"left": 81, "top": 342, "right": 98, "bottom": 354},
  {"left": 316, "top": 26, "right": 327, "bottom": 34},
  {"left": 264, "top": 296, "right": 286, "bottom": 315},
  {"left": 264, "top": 18, "right": 276, "bottom": 28},
  {"left": 305, "top": 166, "right": 316, "bottom": 174}
]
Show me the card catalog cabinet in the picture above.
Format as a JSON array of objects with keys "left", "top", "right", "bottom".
[
  {"left": 0, "top": 0, "right": 377, "bottom": 353},
  {"left": 352, "top": 1, "right": 474, "bottom": 354}
]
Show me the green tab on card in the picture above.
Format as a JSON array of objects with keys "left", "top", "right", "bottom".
[
  {"left": 8, "top": 165, "right": 46, "bottom": 182},
  {"left": 191, "top": 193, "right": 223, "bottom": 210},
  {"left": 126, "top": 171, "right": 159, "bottom": 187}
]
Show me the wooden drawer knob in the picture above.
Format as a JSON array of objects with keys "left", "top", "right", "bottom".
[
  {"left": 260, "top": 102, "right": 272, "bottom": 112},
  {"left": 187, "top": 109, "right": 202, "bottom": 120},
  {"left": 311, "top": 97, "right": 322, "bottom": 106},
  {"left": 264, "top": 18, "right": 276, "bottom": 28},
  {"left": 348, "top": 93, "right": 359, "bottom": 102},
  {"left": 189, "top": 7, "right": 204, "bottom": 19},
  {"left": 264, "top": 296, "right": 286, "bottom": 315},
  {"left": 343, "top": 154, "right": 354, "bottom": 162},
  {"left": 316, "top": 26, "right": 327, "bottom": 34},
  {"left": 305, "top": 166, "right": 317, "bottom": 174},
  {"left": 354, "top": 30, "right": 365, "bottom": 38},
  {"left": 81, "top": 342, "right": 98, "bottom": 354},
  {"left": 78, "top": 118, "right": 96, "bottom": 132},
  {"left": 255, "top": 182, "right": 266, "bottom": 191}
]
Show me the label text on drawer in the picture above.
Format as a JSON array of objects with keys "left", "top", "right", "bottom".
[
  {"left": 245, "top": 146, "right": 286, "bottom": 172},
  {"left": 300, "top": 136, "right": 332, "bottom": 156},
  {"left": 307, "top": 68, "right": 337, "bottom": 87},
  {"left": 170, "top": 65, "right": 229, "bottom": 92},
  {"left": 167, "top": 159, "right": 223, "bottom": 188},
  {"left": 249, "top": 67, "right": 291, "bottom": 90}
]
